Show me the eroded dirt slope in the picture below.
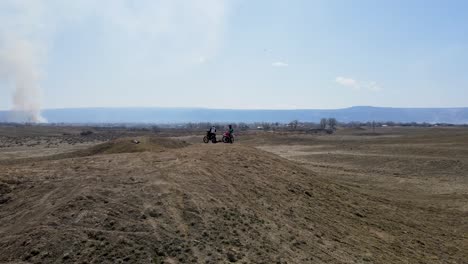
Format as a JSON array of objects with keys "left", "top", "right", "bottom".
[{"left": 0, "top": 141, "right": 466, "bottom": 263}]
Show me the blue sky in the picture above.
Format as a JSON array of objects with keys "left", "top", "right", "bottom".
[{"left": 1, "top": 0, "right": 468, "bottom": 111}]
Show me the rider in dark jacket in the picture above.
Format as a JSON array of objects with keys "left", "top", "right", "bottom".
[{"left": 228, "top": 125, "right": 234, "bottom": 141}]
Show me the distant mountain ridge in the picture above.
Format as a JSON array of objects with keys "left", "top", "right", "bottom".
[{"left": 1, "top": 106, "right": 468, "bottom": 124}]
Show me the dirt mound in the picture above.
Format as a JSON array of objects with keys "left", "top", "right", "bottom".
[
  {"left": 0, "top": 137, "right": 188, "bottom": 165},
  {"left": 0, "top": 144, "right": 466, "bottom": 263},
  {"left": 83, "top": 136, "right": 188, "bottom": 156}
]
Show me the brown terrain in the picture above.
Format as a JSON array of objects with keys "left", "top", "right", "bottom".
[{"left": 0, "top": 125, "right": 467, "bottom": 263}]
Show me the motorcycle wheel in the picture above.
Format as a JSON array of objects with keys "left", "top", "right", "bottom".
[
  {"left": 222, "top": 136, "right": 228, "bottom": 143},
  {"left": 203, "top": 136, "right": 209, "bottom": 143}
]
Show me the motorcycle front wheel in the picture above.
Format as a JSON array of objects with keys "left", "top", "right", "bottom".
[{"left": 203, "top": 136, "right": 209, "bottom": 143}]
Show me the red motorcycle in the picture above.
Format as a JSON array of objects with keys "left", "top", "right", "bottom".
[{"left": 222, "top": 131, "right": 234, "bottom": 143}]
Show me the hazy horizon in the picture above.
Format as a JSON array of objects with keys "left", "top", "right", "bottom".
[
  {"left": 2, "top": 106, "right": 468, "bottom": 124},
  {"left": 3, "top": 105, "right": 468, "bottom": 112}
]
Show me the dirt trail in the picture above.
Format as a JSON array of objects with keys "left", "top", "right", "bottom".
[{"left": 0, "top": 140, "right": 467, "bottom": 263}]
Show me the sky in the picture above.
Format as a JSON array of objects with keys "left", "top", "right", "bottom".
[{"left": 1, "top": 0, "right": 468, "bottom": 111}]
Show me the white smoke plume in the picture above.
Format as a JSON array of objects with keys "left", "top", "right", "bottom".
[
  {"left": 0, "top": 37, "right": 46, "bottom": 123},
  {"left": 0, "top": 0, "right": 229, "bottom": 121},
  {"left": 0, "top": 0, "right": 47, "bottom": 123}
]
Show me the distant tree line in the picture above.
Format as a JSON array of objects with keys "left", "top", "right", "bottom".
[
  {"left": 3, "top": 120, "right": 466, "bottom": 131},
  {"left": 159, "top": 120, "right": 467, "bottom": 131},
  {"left": 339, "top": 121, "right": 462, "bottom": 128}
]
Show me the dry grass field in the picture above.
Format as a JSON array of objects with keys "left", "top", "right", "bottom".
[{"left": 0, "top": 125, "right": 466, "bottom": 263}]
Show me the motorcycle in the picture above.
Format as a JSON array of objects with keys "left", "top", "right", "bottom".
[
  {"left": 203, "top": 131, "right": 217, "bottom": 143},
  {"left": 222, "top": 131, "right": 234, "bottom": 144}
]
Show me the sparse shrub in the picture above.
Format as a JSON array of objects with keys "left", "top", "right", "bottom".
[{"left": 80, "top": 131, "right": 94, "bottom": 136}]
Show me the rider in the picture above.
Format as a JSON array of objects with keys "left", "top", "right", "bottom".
[
  {"left": 209, "top": 125, "right": 217, "bottom": 139},
  {"left": 228, "top": 125, "right": 234, "bottom": 141}
]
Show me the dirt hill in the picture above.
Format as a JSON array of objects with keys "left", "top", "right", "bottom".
[
  {"left": 81, "top": 137, "right": 189, "bottom": 156},
  {"left": 0, "top": 141, "right": 466, "bottom": 263}
]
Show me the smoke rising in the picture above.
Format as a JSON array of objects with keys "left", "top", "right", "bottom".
[
  {"left": 0, "top": 0, "right": 47, "bottom": 123},
  {"left": 0, "top": 0, "right": 229, "bottom": 118},
  {"left": 0, "top": 37, "right": 46, "bottom": 123}
]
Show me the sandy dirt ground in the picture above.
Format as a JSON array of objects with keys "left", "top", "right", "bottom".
[{"left": 0, "top": 126, "right": 466, "bottom": 263}]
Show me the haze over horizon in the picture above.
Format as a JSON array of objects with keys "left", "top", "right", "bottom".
[
  {"left": 1, "top": 0, "right": 468, "bottom": 118},
  {"left": 3, "top": 105, "right": 468, "bottom": 112}
]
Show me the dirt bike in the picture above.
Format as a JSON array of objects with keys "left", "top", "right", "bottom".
[
  {"left": 222, "top": 131, "right": 234, "bottom": 144},
  {"left": 203, "top": 131, "right": 217, "bottom": 143}
]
